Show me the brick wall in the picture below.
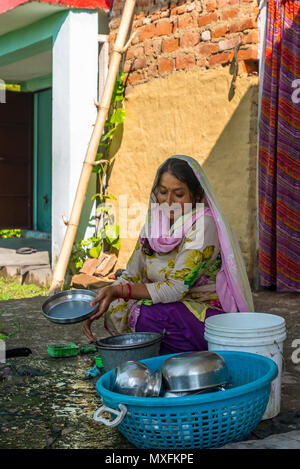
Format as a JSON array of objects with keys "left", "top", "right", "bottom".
[{"left": 109, "top": 0, "right": 259, "bottom": 90}]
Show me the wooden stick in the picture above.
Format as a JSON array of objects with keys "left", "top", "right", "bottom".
[{"left": 49, "top": 0, "right": 137, "bottom": 295}]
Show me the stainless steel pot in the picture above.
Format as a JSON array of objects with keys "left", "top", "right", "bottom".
[
  {"left": 161, "top": 351, "right": 229, "bottom": 392},
  {"left": 113, "top": 360, "right": 162, "bottom": 397},
  {"left": 95, "top": 332, "right": 163, "bottom": 372}
]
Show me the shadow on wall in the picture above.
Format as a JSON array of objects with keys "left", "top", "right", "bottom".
[
  {"left": 202, "top": 83, "right": 258, "bottom": 286},
  {"left": 102, "top": 77, "right": 259, "bottom": 287}
]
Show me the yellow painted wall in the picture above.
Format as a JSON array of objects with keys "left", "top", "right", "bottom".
[{"left": 107, "top": 67, "right": 258, "bottom": 283}]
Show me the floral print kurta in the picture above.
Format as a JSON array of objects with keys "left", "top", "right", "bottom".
[{"left": 104, "top": 214, "right": 222, "bottom": 335}]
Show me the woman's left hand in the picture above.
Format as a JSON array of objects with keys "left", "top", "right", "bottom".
[{"left": 83, "top": 285, "right": 118, "bottom": 341}]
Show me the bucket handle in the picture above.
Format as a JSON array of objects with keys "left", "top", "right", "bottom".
[{"left": 93, "top": 403, "right": 127, "bottom": 427}]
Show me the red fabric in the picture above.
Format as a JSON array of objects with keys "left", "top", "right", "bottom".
[{"left": 0, "top": 0, "right": 112, "bottom": 15}]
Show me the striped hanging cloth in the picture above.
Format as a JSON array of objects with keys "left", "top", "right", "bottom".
[{"left": 259, "top": 0, "right": 300, "bottom": 291}]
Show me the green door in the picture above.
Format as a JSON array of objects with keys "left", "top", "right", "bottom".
[{"left": 34, "top": 88, "right": 52, "bottom": 233}]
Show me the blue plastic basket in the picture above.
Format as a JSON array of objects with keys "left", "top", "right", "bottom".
[{"left": 95, "top": 351, "right": 278, "bottom": 449}]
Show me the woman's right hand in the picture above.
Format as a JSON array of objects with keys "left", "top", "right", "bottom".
[{"left": 83, "top": 284, "right": 119, "bottom": 341}]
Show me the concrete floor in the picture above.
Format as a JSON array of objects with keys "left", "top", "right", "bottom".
[{"left": 0, "top": 289, "right": 299, "bottom": 449}]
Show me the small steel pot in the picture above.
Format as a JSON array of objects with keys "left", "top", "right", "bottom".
[
  {"left": 161, "top": 351, "right": 229, "bottom": 392},
  {"left": 113, "top": 361, "right": 162, "bottom": 397},
  {"left": 95, "top": 332, "right": 163, "bottom": 372}
]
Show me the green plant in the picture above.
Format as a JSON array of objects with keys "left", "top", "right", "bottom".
[
  {"left": 0, "top": 278, "right": 48, "bottom": 339},
  {"left": 69, "top": 71, "right": 125, "bottom": 274},
  {"left": 0, "top": 278, "right": 47, "bottom": 300},
  {"left": 0, "top": 229, "right": 21, "bottom": 238},
  {"left": 0, "top": 310, "right": 21, "bottom": 341}
]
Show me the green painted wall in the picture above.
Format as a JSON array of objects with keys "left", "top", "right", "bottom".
[
  {"left": 0, "top": 11, "right": 68, "bottom": 68},
  {"left": 34, "top": 88, "right": 52, "bottom": 233}
]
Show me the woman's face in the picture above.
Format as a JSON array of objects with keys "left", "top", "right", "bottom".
[{"left": 156, "top": 171, "right": 194, "bottom": 223}]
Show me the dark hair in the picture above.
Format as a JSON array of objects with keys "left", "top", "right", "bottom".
[
  {"left": 154, "top": 158, "right": 204, "bottom": 204},
  {"left": 142, "top": 158, "right": 204, "bottom": 256}
]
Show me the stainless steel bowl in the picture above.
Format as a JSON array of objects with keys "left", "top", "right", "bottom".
[
  {"left": 113, "top": 360, "right": 162, "bottom": 397},
  {"left": 161, "top": 351, "right": 229, "bottom": 392}
]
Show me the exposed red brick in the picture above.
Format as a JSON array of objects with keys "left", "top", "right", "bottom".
[
  {"left": 158, "top": 57, "right": 174, "bottom": 73},
  {"left": 218, "top": 36, "right": 241, "bottom": 51},
  {"left": 221, "top": 8, "right": 239, "bottom": 20},
  {"left": 132, "top": 57, "right": 147, "bottom": 70},
  {"left": 178, "top": 11, "right": 198, "bottom": 30},
  {"left": 139, "top": 23, "right": 156, "bottom": 41},
  {"left": 161, "top": 10, "right": 170, "bottom": 18},
  {"left": 175, "top": 53, "right": 196, "bottom": 70},
  {"left": 180, "top": 32, "right": 200, "bottom": 48},
  {"left": 208, "top": 51, "right": 234, "bottom": 66},
  {"left": 229, "top": 17, "right": 257, "bottom": 34},
  {"left": 135, "top": 19, "right": 144, "bottom": 28},
  {"left": 198, "top": 12, "right": 218, "bottom": 27},
  {"left": 217, "top": 0, "right": 228, "bottom": 7},
  {"left": 161, "top": 37, "right": 179, "bottom": 53},
  {"left": 242, "top": 30, "right": 259, "bottom": 44},
  {"left": 127, "top": 71, "right": 145, "bottom": 84},
  {"left": 171, "top": 4, "right": 186, "bottom": 15},
  {"left": 151, "top": 13, "right": 161, "bottom": 21},
  {"left": 211, "top": 25, "right": 228, "bottom": 38},
  {"left": 144, "top": 38, "right": 162, "bottom": 56},
  {"left": 125, "top": 48, "right": 135, "bottom": 60},
  {"left": 134, "top": 46, "right": 145, "bottom": 57},
  {"left": 206, "top": 0, "right": 217, "bottom": 11},
  {"left": 155, "top": 20, "right": 173, "bottom": 36},
  {"left": 198, "top": 42, "right": 219, "bottom": 55},
  {"left": 147, "top": 63, "right": 158, "bottom": 77},
  {"left": 237, "top": 47, "right": 258, "bottom": 61},
  {"left": 197, "top": 56, "right": 207, "bottom": 68}
]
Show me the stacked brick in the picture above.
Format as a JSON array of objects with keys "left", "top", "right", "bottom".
[{"left": 109, "top": 0, "right": 259, "bottom": 89}]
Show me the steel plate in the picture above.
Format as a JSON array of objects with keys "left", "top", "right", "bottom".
[{"left": 42, "top": 289, "right": 98, "bottom": 324}]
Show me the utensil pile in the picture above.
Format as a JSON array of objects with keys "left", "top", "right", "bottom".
[{"left": 112, "top": 351, "right": 232, "bottom": 397}]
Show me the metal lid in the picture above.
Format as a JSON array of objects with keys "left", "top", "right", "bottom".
[
  {"left": 42, "top": 289, "right": 98, "bottom": 324},
  {"left": 96, "top": 332, "right": 163, "bottom": 350}
]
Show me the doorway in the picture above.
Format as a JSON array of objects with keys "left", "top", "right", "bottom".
[{"left": 0, "top": 91, "right": 33, "bottom": 228}]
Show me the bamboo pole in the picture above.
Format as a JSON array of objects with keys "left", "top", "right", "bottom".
[{"left": 49, "top": 0, "right": 137, "bottom": 295}]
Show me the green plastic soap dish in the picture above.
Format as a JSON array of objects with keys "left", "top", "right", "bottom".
[{"left": 47, "top": 344, "right": 79, "bottom": 358}]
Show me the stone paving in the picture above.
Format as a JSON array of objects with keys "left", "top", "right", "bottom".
[{"left": 0, "top": 289, "right": 299, "bottom": 449}]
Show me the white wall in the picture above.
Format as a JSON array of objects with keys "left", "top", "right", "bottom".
[{"left": 52, "top": 10, "right": 99, "bottom": 267}]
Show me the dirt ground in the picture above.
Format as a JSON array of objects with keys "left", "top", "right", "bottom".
[{"left": 0, "top": 289, "right": 299, "bottom": 449}]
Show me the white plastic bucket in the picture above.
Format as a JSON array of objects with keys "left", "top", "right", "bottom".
[{"left": 204, "top": 312, "right": 286, "bottom": 420}]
